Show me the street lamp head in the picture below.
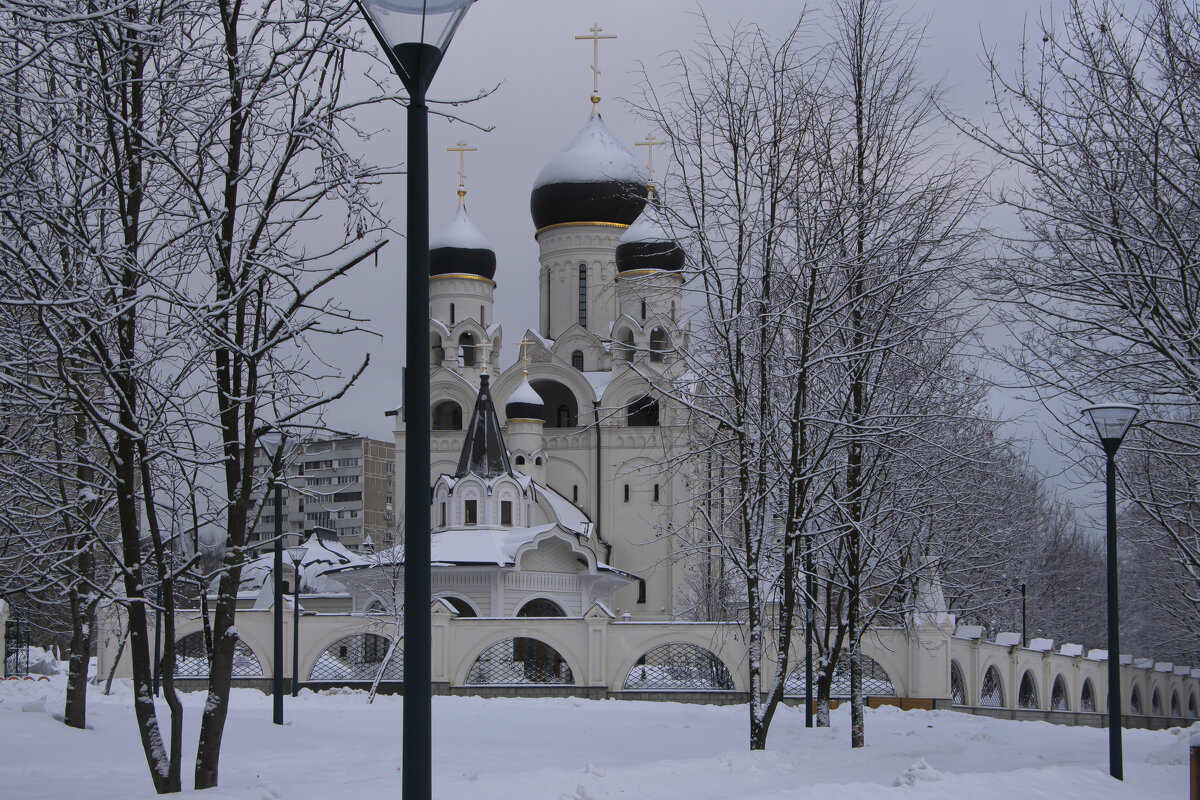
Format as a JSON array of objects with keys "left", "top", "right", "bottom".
[
  {"left": 356, "top": 0, "right": 476, "bottom": 92},
  {"left": 286, "top": 546, "right": 308, "bottom": 567},
  {"left": 1083, "top": 403, "right": 1139, "bottom": 451},
  {"left": 259, "top": 429, "right": 295, "bottom": 461}
]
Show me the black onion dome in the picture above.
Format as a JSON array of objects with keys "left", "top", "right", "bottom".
[
  {"left": 505, "top": 376, "right": 544, "bottom": 421},
  {"left": 616, "top": 199, "right": 684, "bottom": 272},
  {"left": 430, "top": 204, "right": 496, "bottom": 280},
  {"left": 531, "top": 112, "right": 649, "bottom": 230}
]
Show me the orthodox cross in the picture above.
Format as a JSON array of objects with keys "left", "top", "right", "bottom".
[
  {"left": 636, "top": 133, "right": 663, "bottom": 194},
  {"left": 447, "top": 140, "right": 477, "bottom": 200},
  {"left": 516, "top": 337, "right": 537, "bottom": 373},
  {"left": 477, "top": 339, "right": 492, "bottom": 373},
  {"left": 576, "top": 23, "right": 616, "bottom": 107}
]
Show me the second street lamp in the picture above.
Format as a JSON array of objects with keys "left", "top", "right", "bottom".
[
  {"left": 259, "top": 430, "right": 292, "bottom": 725},
  {"left": 287, "top": 546, "right": 308, "bottom": 697},
  {"left": 1082, "top": 402, "right": 1139, "bottom": 782},
  {"left": 351, "top": 2, "right": 477, "bottom": 798}
]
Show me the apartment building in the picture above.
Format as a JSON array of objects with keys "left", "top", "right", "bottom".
[{"left": 250, "top": 436, "right": 396, "bottom": 554}]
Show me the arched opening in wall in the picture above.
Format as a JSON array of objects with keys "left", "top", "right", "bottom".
[
  {"left": 649, "top": 327, "right": 670, "bottom": 362},
  {"left": 530, "top": 380, "right": 578, "bottom": 428},
  {"left": 310, "top": 633, "right": 401, "bottom": 682},
  {"left": 784, "top": 654, "right": 896, "bottom": 698},
  {"left": 516, "top": 598, "right": 566, "bottom": 617},
  {"left": 616, "top": 328, "right": 635, "bottom": 362},
  {"left": 623, "top": 643, "right": 735, "bottom": 690},
  {"left": 436, "top": 595, "right": 478, "bottom": 618},
  {"left": 1018, "top": 671, "right": 1039, "bottom": 709},
  {"left": 365, "top": 600, "right": 387, "bottom": 615},
  {"left": 980, "top": 666, "right": 1005, "bottom": 707},
  {"left": 458, "top": 332, "right": 476, "bottom": 367},
  {"left": 1171, "top": 690, "right": 1181, "bottom": 717},
  {"left": 627, "top": 396, "right": 660, "bottom": 427},
  {"left": 432, "top": 400, "right": 463, "bottom": 430},
  {"left": 1051, "top": 674, "right": 1069, "bottom": 711},
  {"left": 571, "top": 349, "right": 585, "bottom": 371},
  {"left": 169, "top": 631, "right": 263, "bottom": 678},
  {"left": 1189, "top": 692, "right": 1197, "bottom": 718},
  {"left": 1130, "top": 686, "right": 1143, "bottom": 715},
  {"left": 950, "top": 660, "right": 967, "bottom": 706},
  {"left": 514, "top": 455, "right": 525, "bottom": 465},
  {"left": 1151, "top": 688, "right": 1163, "bottom": 716},
  {"left": 432, "top": 338, "right": 445, "bottom": 365},
  {"left": 465, "top": 638, "right": 574, "bottom": 685},
  {"left": 1081, "top": 678, "right": 1097, "bottom": 712}
]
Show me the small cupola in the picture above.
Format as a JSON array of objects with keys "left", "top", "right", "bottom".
[
  {"left": 430, "top": 203, "right": 496, "bottom": 280},
  {"left": 616, "top": 194, "right": 684, "bottom": 273},
  {"left": 505, "top": 374, "right": 544, "bottom": 421}
]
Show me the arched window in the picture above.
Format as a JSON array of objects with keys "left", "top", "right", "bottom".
[
  {"left": 1189, "top": 692, "right": 1197, "bottom": 718},
  {"left": 950, "top": 660, "right": 967, "bottom": 706},
  {"left": 1151, "top": 688, "right": 1162, "bottom": 716},
  {"left": 432, "top": 401, "right": 463, "bottom": 430},
  {"left": 1171, "top": 691, "right": 1181, "bottom": 717},
  {"left": 432, "top": 339, "right": 445, "bottom": 365},
  {"left": 517, "top": 598, "right": 567, "bottom": 617},
  {"left": 1018, "top": 671, "right": 1039, "bottom": 709},
  {"left": 531, "top": 380, "right": 578, "bottom": 428},
  {"left": 980, "top": 666, "right": 1004, "bottom": 707},
  {"left": 534, "top": 456, "right": 543, "bottom": 466},
  {"left": 437, "top": 596, "right": 478, "bottom": 618},
  {"left": 628, "top": 396, "right": 660, "bottom": 427},
  {"left": 1081, "top": 678, "right": 1097, "bottom": 712},
  {"left": 480, "top": 304, "right": 485, "bottom": 325},
  {"left": 571, "top": 350, "right": 585, "bottom": 371},
  {"left": 578, "top": 263, "right": 587, "bottom": 327},
  {"left": 458, "top": 332, "right": 476, "bottom": 367},
  {"left": 1051, "top": 675, "right": 1069, "bottom": 711},
  {"left": 514, "top": 455, "right": 526, "bottom": 465},
  {"left": 1130, "top": 686, "right": 1143, "bottom": 714},
  {"left": 616, "top": 328, "right": 635, "bottom": 362},
  {"left": 649, "top": 327, "right": 670, "bottom": 362}
]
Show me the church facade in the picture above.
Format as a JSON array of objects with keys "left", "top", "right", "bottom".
[{"left": 392, "top": 102, "right": 694, "bottom": 621}]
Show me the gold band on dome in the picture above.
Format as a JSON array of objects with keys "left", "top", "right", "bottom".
[
  {"left": 430, "top": 273, "right": 497, "bottom": 287},
  {"left": 535, "top": 221, "right": 631, "bottom": 236},
  {"left": 616, "top": 269, "right": 685, "bottom": 279},
  {"left": 505, "top": 418, "right": 545, "bottom": 424}
]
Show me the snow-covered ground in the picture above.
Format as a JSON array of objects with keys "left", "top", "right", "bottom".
[{"left": 0, "top": 678, "right": 1189, "bottom": 799}]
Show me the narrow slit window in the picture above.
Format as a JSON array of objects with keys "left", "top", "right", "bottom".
[
  {"left": 501, "top": 501, "right": 513, "bottom": 526},
  {"left": 464, "top": 499, "right": 477, "bottom": 525},
  {"left": 578, "top": 264, "right": 587, "bottom": 327},
  {"left": 450, "top": 303, "right": 455, "bottom": 325},
  {"left": 624, "top": 484, "right": 629, "bottom": 502},
  {"left": 653, "top": 484, "right": 660, "bottom": 502}
]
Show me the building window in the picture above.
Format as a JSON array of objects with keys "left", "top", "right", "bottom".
[
  {"left": 480, "top": 304, "right": 485, "bottom": 325},
  {"left": 627, "top": 396, "right": 660, "bottom": 427},
  {"left": 501, "top": 501, "right": 513, "bottom": 526},
  {"left": 557, "top": 405, "right": 570, "bottom": 428},
  {"left": 450, "top": 302, "right": 455, "bottom": 324},
  {"left": 464, "top": 499, "right": 477, "bottom": 525},
  {"left": 637, "top": 579, "right": 646, "bottom": 604},
  {"left": 440, "top": 502, "right": 446, "bottom": 527},
  {"left": 578, "top": 264, "right": 587, "bottom": 327},
  {"left": 433, "top": 401, "right": 463, "bottom": 430},
  {"left": 649, "top": 328, "right": 670, "bottom": 362},
  {"left": 535, "top": 457, "right": 542, "bottom": 466},
  {"left": 515, "top": 455, "right": 525, "bottom": 465},
  {"left": 653, "top": 484, "right": 659, "bottom": 502},
  {"left": 337, "top": 457, "right": 360, "bottom": 467},
  {"left": 572, "top": 485, "right": 578, "bottom": 503},
  {"left": 640, "top": 299, "right": 646, "bottom": 320},
  {"left": 571, "top": 350, "right": 584, "bottom": 371},
  {"left": 459, "top": 332, "right": 476, "bottom": 367},
  {"left": 624, "top": 484, "right": 629, "bottom": 502}
]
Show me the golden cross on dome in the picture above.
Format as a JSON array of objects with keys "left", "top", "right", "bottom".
[
  {"left": 636, "top": 133, "right": 663, "bottom": 194},
  {"left": 576, "top": 22, "right": 616, "bottom": 108},
  {"left": 516, "top": 337, "right": 537, "bottom": 374},
  {"left": 446, "top": 140, "right": 477, "bottom": 201}
]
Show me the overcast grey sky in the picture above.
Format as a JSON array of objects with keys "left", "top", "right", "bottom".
[{"left": 321, "top": 0, "right": 1064, "bottom": 470}]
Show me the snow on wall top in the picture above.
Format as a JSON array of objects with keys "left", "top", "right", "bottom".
[
  {"left": 431, "top": 203, "right": 492, "bottom": 251},
  {"left": 535, "top": 484, "right": 591, "bottom": 537},
  {"left": 533, "top": 112, "right": 647, "bottom": 188}
]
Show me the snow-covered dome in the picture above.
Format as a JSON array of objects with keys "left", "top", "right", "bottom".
[
  {"left": 616, "top": 197, "right": 684, "bottom": 273},
  {"left": 430, "top": 203, "right": 496, "bottom": 279},
  {"left": 531, "top": 112, "right": 649, "bottom": 230},
  {"left": 505, "top": 375, "right": 544, "bottom": 421}
]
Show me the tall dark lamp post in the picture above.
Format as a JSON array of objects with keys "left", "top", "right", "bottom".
[
  {"left": 1083, "top": 402, "right": 1139, "bottom": 782},
  {"left": 260, "top": 430, "right": 292, "bottom": 726},
  {"left": 351, "top": 2, "right": 477, "bottom": 798},
  {"left": 286, "top": 546, "right": 307, "bottom": 697}
]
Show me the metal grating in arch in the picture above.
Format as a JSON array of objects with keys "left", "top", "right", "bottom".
[
  {"left": 465, "top": 638, "right": 574, "bottom": 685},
  {"left": 171, "top": 631, "right": 263, "bottom": 678},
  {"left": 1151, "top": 689, "right": 1162, "bottom": 716},
  {"left": 1189, "top": 693, "right": 1197, "bottom": 718},
  {"left": 1018, "top": 671, "right": 1039, "bottom": 709},
  {"left": 309, "top": 633, "right": 401, "bottom": 682},
  {"left": 949, "top": 661, "right": 967, "bottom": 706},
  {"left": 1171, "top": 691, "right": 1180, "bottom": 717},
  {"left": 784, "top": 654, "right": 895, "bottom": 698},
  {"left": 980, "top": 666, "right": 1004, "bottom": 707},
  {"left": 1080, "top": 678, "right": 1097, "bottom": 712},
  {"left": 623, "top": 643, "right": 734, "bottom": 690},
  {"left": 1051, "top": 675, "right": 1069, "bottom": 711},
  {"left": 1130, "top": 686, "right": 1143, "bottom": 714}
]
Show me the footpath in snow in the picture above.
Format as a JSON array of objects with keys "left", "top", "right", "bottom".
[{"left": 0, "top": 677, "right": 1190, "bottom": 799}]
